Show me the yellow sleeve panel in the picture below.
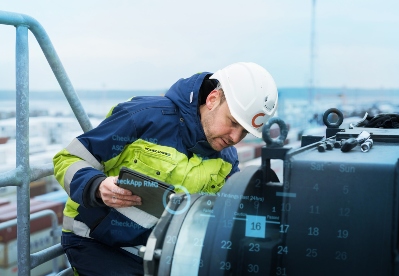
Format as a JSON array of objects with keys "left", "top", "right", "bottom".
[{"left": 53, "top": 148, "right": 83, "bottom": 190}]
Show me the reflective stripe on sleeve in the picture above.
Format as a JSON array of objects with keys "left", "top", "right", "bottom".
[
  {"left": 62, "top": 206, "right": 158, "bottom": 234},
  {"left": 63, "top": 215, "right": 143, "bottom": 257},
  {"left": 115, "top": 207, "right": 158, "bottom": 229},
  {"left": 64, "top": 160, "right": 95, "bottom": 196},
  {"left": 63, "top": 208, "right": 158, "bottom": 233},
  {"left": 63, "top": 215, "right": 91, "bottom": 238},
  {"left": 66, "top": 138, "right": 104, "bottom": 171}
]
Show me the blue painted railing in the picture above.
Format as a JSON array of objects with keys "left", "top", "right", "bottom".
[{"left": 0, "top": 10, "right": 93, "bottom": 276}]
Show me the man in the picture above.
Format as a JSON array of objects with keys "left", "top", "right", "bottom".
[{"left": 53, "top": 62, "right": 278, "bottom": 275}]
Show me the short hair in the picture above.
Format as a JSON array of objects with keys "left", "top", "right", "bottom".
[
  {"left": 215, "top": 82, "right": 226, "bottom": 104},
  {"left": 198, "top": 76, "right": 225, "bottom": 115},
  {"left": 199, "top": 74, "right": 219, "bottom": 105}
]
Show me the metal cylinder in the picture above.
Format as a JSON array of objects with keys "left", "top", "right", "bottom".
[{"left": 361, "top": 139, "right": 373, "bottom": 153}]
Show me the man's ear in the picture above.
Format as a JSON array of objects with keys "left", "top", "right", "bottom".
[{"left": 205, "top": 90, "right": 220, "bottom": 110}]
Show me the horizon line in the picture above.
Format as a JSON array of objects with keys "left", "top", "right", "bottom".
[{"left": 0, "top": 86, "right": 399, "bottom": 93}]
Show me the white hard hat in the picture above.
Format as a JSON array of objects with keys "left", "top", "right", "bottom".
[{"left": 210, "top": 62, "right": 278, "bottom": 138}]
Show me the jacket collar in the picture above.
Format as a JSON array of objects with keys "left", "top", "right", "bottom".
[{"left": 164, "top": 72, "right": 217, "bottom": 157}]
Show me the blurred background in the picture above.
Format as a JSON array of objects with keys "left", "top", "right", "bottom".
[
  {"left": 1, "top": 0, "right": 398, "bottom": 177},
  {"left": 0, "top": 1, "right": 398, "bottom": 274},
  {"left": 1, "top": 0, "right": 398, "bottom": 187}
]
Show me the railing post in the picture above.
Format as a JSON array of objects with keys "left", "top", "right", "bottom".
[
  {"left": 0, "top": 10, "right": 96, "bottom": 274},
  {"left": 16, "top": 24, "right": 31, "bottom": 276}
]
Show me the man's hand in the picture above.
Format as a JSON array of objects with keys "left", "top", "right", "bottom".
[{"left": 97, "top": 176, "right": 142, "bottom": 208}]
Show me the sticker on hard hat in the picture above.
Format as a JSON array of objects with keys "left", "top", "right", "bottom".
[{"left": 252, "top": 113, "right": 265, "bottom": 128}]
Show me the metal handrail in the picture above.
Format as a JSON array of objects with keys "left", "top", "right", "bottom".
[
  {"left": 0, "top": 209, "right": 63, "bottom": 273},
  {"left": 0, "top": 10, "right": 93, "bottom": 132},
  {"left": 0, "top": 10, "right": 93, "bottom": 276}
]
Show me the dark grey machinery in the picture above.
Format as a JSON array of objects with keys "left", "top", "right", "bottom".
[{"left": 141, "top": 109, "right": 399, "bottom": 276}]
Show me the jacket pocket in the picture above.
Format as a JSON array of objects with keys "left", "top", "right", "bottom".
[
  {"left": 131, "top": 149, "right": 177, "bottom": 182},
  {"left": 181, "top": 155, "right": 232, "bottom": 194}
]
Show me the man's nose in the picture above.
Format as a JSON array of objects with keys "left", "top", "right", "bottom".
[{"left": 230, "top": 128, "right": 246, "bottom": 144}]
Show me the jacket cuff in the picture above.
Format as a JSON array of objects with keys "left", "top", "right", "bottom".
[{"left": 83, "top": 175, "right": 107, "bottom": 208}]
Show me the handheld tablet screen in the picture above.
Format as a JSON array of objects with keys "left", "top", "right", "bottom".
[{"left": 117, "top": 167, "right": 175, "bottom": 218}]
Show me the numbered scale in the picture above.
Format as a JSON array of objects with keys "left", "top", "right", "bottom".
[
  {"left": 143, "top": 165, "right": 285, "bottom": 276},
  {"left": 142, "top": 120, "right": 399, "bottom": 276},
  {"left": 195, "top": 167, "right": 284, "bottom": 275},
  {"left": 280, "top": 128, "right": 399, "bottom": 276}
]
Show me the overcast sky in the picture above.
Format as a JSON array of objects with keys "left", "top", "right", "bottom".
[{"left": 0, "top": 0, "right": 398, "bottom": 91}]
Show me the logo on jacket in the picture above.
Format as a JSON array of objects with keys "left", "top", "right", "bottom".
[{"left": 145, "top": 147, "right": 171, "bottom": 157}]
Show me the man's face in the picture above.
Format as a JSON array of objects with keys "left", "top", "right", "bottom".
[{"left": 201, "top": 91, "right": 248, "bottom": 151}]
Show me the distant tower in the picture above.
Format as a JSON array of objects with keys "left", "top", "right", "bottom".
[{"left": 309, "top": 0, "right": 316, "bottom": 107}]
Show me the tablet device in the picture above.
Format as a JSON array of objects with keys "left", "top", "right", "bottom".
[{"left": 117, "top": 167, "right": 175, "bottom": 218}]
